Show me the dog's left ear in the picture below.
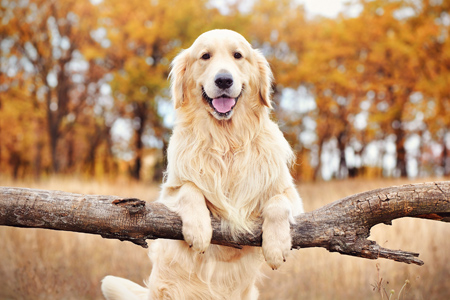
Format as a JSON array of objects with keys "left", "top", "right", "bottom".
[
  {"left": 169, "top": 49, "right": 189, "bottom": 109},
  {"left": 254, "top": 49, "right": 273, "bottom": 109}
]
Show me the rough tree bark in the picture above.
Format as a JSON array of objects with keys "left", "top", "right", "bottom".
[{"left": 0, "top": 182, "right": 449, "bottom": 266}]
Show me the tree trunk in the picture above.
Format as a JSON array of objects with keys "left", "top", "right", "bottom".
[
  {"left": 84, "top": 126, "right": 101, "bottom": 176},
  {"left": 443, "top": 130, "right": 450, "bottom": 176},
  {"left": 9, "top": 151, "right": 21, "bottom": 180},
  {"left": 1, "top": 182, "right": 449, "bottom": 265},
  {"left": 46, "top": 56, "right": 72, "bottom": 174},
  {"left": 46, "top": 86, "right": 60, "bottom": 173},
  {"left": 33, "top": 141, "right": 44, "bottom": 180},
  {"left": 314, "top": 140, "right": 324, "bottom": 180},
  {"left": 130, "top": 102, "right": 148, "bottom": 181},
  {"left": 337, "top": 132, "right": 348, "bottom": 179},
  {"left": 394, "top": 122, "right": 408, "bottom": 177}
]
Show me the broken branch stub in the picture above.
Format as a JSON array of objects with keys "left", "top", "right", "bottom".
[{"left": 289, "top": 181, "right": 450, "bottom": 265}]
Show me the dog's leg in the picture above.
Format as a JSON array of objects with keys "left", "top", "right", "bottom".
[
  {"left": 261, "top": 187, "right": 301, "bottom": 270},
  {"left": 175, "top": 182, "right": 213, "bottom": 253}
]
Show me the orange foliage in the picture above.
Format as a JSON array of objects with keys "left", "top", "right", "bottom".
[{"left": 1, "top": 0, "right": 449, "bottom": 181}]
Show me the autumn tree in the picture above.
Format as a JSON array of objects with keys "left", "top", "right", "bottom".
[
  {"left": 2, "top": 0, "right": 450, "bottom": 181},
  {"left": 410, "top": 0, "right": 450, "bottom": 175},
  {"left": 247, "top": 0, "right": 450, "bottom": 180},
  {"left": 242, "top": 0, "right": 317, "bottom": 180},
  {"left": 0, "top": 0, "right": 112, "bottom": 175}
]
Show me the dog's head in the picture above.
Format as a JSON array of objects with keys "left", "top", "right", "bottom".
[{"left": 170, "top": 29, "right": 273, "bottom": 121}]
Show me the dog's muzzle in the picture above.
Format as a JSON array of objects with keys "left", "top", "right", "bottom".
[{"left": 202, "top": 87, "right": 241, "bottom": 118}]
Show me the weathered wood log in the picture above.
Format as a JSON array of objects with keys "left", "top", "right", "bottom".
[{"left": 0, "top": 182, "right": 449, "bottom": 266}]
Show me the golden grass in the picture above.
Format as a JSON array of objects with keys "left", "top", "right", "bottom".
[{"left": 1, "top": 176, "right": 449, "bottom": 299}]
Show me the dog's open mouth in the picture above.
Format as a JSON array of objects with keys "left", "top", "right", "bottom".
[{"left": 202, "top": 88, "right": 240, "bottom": 117}]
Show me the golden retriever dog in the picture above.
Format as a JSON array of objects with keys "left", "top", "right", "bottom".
[{"left": 102, "top": 29, "right": 303, "bottom": 300}]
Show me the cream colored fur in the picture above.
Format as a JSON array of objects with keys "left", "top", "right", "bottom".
[{"left": 102, "top": 29, "right": 303, "bottom": 300}]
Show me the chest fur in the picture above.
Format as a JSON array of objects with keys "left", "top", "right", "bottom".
[{"left": 165, "top": 122, "right": 292, "bottom": 222}]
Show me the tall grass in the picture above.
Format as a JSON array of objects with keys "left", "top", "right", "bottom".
[{"left": 1, "top": 177, "right": 449, "bottom": 299}]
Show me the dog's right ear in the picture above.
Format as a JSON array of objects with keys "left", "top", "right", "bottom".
[{"left": 169, "top": 49, "right": 189, "bottom": 109}]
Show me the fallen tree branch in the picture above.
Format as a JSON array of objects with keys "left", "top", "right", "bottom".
[{"left": 1, "top": 182, "right": 449, "bottom": 265}]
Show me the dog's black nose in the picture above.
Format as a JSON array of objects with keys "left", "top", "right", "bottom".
[{"left": 215, "top": 73, "right": 233, "bottom": 89}]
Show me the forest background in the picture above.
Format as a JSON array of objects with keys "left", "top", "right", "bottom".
[
  {"left": 1, "top": 0, "right": 450, "bottom": 182},
  {"left": 2, "top": 1, "right": 450, "bottom": 299}
]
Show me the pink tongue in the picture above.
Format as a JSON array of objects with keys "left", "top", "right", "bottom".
[{"left": 212, "top": 97, "right": 236, "bottom": 113}]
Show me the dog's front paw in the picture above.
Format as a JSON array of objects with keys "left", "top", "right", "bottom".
[
  {"left": 262, "top": 219, "right": 291, "bottom": 270},
  {"left": 181, "top": 213, "right": 213, "bottom": 254}
]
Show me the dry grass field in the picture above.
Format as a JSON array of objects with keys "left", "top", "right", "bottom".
[{"left": 1, "top": 176, "right": 449, "bottom": 299}]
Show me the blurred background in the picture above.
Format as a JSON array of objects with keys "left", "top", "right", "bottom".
[
  {"left": 1, "top": 0, "right": 450, "bottom": 299},
  {"left": 1, "top": 0, "right": 449, "bottom": 182}
]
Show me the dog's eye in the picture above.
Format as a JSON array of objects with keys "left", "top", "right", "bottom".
[
  {"left": 201, "top": 53, "right": 211, "bottom": 60},
  {"left": 234, "top": 52, "right": 243, "bottom": 59}
]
